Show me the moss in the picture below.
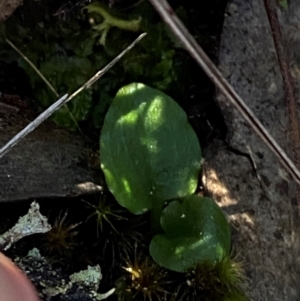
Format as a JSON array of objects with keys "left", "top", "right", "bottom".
[
  {"left": 175, "top": 255, "right": 247, "bottom": 301},
  {"left": 41, "top": 211, "right": 79, "bottom": 257}
]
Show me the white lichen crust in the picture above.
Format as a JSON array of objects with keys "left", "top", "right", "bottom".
[{"left": 0, "top": 201, "right": 51, "bottom": 250}]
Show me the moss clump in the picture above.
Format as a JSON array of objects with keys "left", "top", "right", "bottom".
[
  {"left": 41, "top": 211, "right": 79, "bottom": 257},
  {"left": 174, "top": 255, "right": 247, "bottom": 301},
  {"left": 116, "top": 253, "right": 169, "bottom": 301}
]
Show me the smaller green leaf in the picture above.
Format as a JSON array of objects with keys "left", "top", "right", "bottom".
[{"left": 149, "top": 195, "right": 231, "bottom": 272}]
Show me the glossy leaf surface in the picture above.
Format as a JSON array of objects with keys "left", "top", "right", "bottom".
[
  {"left": 149, "top": 195, "right": 231, "bottom": 272},
  {"left": 100, "top": 83, "right": 201, "bottom": 214}
]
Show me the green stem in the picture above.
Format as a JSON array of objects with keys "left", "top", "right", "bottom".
[{"left": 85, "top": 3, "right": 142, "bottom": 32}]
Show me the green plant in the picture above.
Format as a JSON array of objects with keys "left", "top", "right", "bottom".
[
  {"left": 99, "top": 82, "right": 246, "bottom": 297},
  {"left": 0, "top": 1, "right": 186, "bottom": 130},
  {"left": 83, "top": 196, "right": 127, "bottom": 237},
  {"left": 100, "top": 82, "right": 201, "bottom": 231},
  {"left": 149, "top": 195, "right": 230, "bottom": 272},
  {"left": 84, "top": 2, "right": 142, "bottom": 45}
]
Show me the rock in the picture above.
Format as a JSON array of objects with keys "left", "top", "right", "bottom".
[
  {"left": 0, "top": 100, "right": 103, "bottom": 202},
  {"left": 203, "top": 0, "right": 300, "bottom": 300},
  {"left": 0, "top": 0, "right": 24, "bottom": 23}
]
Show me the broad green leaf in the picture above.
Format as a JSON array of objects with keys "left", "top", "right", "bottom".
[
  {"left": 149, "top": 196, "right": 231, "bottom": 272},
  {"left": 100, "top": 83, "right": 201, "bottom": 214}
]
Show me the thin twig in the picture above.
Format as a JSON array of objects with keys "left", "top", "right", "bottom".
[
  {"left": 148, "top": 0, "right": 300, "bottom": 185},
  {"left": 0, "top": 33, "right": 146, "bottom": 159},
  {"left": 6, "top": 38, "right": 82, "bottom": 132},
  {"left": 263, "top": 0, "right": 300, "bottom": 168},
  {"left": 263, "top": 0, "right": 300, "bottom": 215},
  {"left": 6, "top": 38, "right": 59, "bottom": 98}
]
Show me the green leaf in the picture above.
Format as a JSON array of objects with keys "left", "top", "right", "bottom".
[
  {"left": 100, "top": 83, "right": 201, "bottom": 214},
  {"left": 149, "top": 195, "right": 231, "bottom": 272}
]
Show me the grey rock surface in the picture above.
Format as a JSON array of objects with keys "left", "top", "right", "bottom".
[
  {"left": 203, "top": 0, "right": 300, "bottom": 300},
  {"left": 0, "top": 106, "right": 103, "bottom": 202}
]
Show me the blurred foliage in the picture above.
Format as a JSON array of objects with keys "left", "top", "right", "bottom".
[
  {"left": 278, "top": 0, "right": 288, "bottom": 9},
  {"left": 0, "top": 0, "right": 191, "bottom": 130}
]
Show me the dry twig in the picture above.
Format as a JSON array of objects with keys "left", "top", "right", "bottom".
[{"left": 0, "top": 33, "right": 146, "bottom": 159}]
